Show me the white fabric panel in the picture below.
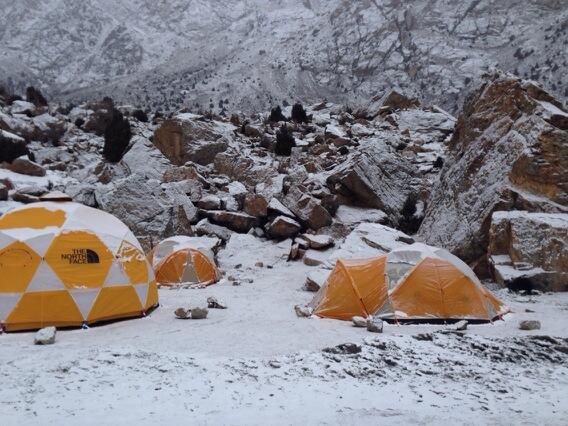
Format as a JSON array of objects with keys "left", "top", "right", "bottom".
[
  {"left": 0, "top": 226, "right": 59, "bottom": 242},
  {"left": 26, "top": 262, "right": 65, "bottom": 292},
  {"left": 133, "top": 283, "right": 149, "bottom": 307},
  {"left": 69, "top": 289, "right": 100, "bottom": 320},
  {"left": 0, "top": 231, "right": 15, "bottom": 249},
  {"left": 65, "top": 205, "right": 130, "bottom": 238},
  {"left": 103, "top": 261, "right": 131, "bottom": 286},
  {"left": 146, "top": 261, "right": 155, "bottom": 281},
  {"left": 0, "top": 293, "right": 21, "bottom": 321},
  {"left": 24, "top": 231, "right": 57, "bottom": 257}
]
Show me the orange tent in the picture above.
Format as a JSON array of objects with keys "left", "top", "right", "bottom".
[
  {"left": 0, "top": 202, "right": 158, "bottom": 331},
  {"left": 150, "top": 236, "right": 219, "bottom": 286},
  {"left": 310, "top": 243, "right": 508, "bottom": 322}
]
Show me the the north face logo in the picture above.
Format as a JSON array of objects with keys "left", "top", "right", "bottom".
[{"left": 61, "top": 249, "right": 100, "bottom": 264}]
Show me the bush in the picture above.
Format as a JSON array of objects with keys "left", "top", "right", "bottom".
[
  {"left": 275, "top": 124, "right": 296, "bottom": 156},
  {"left": 103, "top": 108, "right": 132, "bottom": 163},
  {"left": 291, "top": 103, "right": 309, "bottom": 123},
  {"left": 0, "top": 134, "right": 31, "bottom": 163},
  {"left": 25, "top": 86, "right": 48, "bottom": 107},
  {"left": 433, "top": 156, "right": 444, "bottom": 169},
  {"left": 269, "top": 105, "right": 287, "bottom": 122},
  {"left": 399, "top": 193, "right": 423, "bottom": 235},
  {"left": 131, "top": 109, "right": 149, "bottom": 123},
  {"left": 74, "top": 117, "right": 85, "bottom": 128}
]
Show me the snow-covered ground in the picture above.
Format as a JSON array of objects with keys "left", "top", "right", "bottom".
[{"left": 2, "top": 249, "right": 568, "bottom": 425}]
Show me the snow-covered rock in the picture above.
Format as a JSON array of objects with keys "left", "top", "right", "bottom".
[
  {"left": 489, "top": 211, "right": 568, "bottom": 292},
  {"left": 419, "top": 73, "right": 568, "bottom": 265},
  {"left": 34, "top": 326, "right": 56, "bottom": 345}
]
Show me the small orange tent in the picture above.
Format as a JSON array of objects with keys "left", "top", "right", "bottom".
[
  {"left": 310, "top": 243, "right": 508, "bottom": 322},
  {"left": 150, "top": 236, "right": 219, "bottom": 286}
]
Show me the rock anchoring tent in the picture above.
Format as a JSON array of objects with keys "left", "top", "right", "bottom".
[
  {"left": 0, "top": 202, "right": 158, "bottom": 331},
  {"left": 310, "top": 243, "right": 508, "bottom": 322}
]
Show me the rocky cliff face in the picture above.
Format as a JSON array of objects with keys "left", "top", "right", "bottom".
[
  {"left": 418, "top": 72, "right": 568, "bottom": 269},
  {"left": 0, "top": 1, "right": 567, "bottom": 113},
  {"left": 0, "top": 73, "right": 566, "bottom": 290}
]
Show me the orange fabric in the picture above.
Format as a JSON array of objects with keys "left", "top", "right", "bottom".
[
  {"left": 389, "top": 258, "right": 496, "bottom": 320},
  {"left": 5, "top": 290, "right": 83, "bottom": 331},
  {"left": 155, "top": 249, "right": 190, "bottom": 284},
  {"left": 0, "top": 241, "right": 41, "bottom": 292},
  {"left": 118, "top": 241, "right": 148, "bottom": 284},
  {"left": 44, "top": 230, "right": 113, "bottom": 289},
  {"left": 0, "top": 207, "right": 66, "bottom": 229},
  {"left": 313, "top": 257, "right": 387, "bottom": 320},
  {"left": 191, "top": 250, "right": 218, "bottom": 284},
  {"left": 155, "top": 248, "right": 218, "bottom": 286},
  {"left": 87, "top": 286, "right": 143, "bottom": 322}
]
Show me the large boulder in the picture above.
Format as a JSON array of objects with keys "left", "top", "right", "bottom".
[
  {"left": 120, "top": 136, "right": 170, "bottom": 181},
  {"left": 327, "top": 144, "right": 418, "bottom": 223},
  {"left": 153, "top": 113, "right": 231, "bottom": 165},
  {"left": 266, "top": 215, "right": 301, "bottom": 239},
  {"left": 95, "top": 174, "right": 198, "bottom": 247},
  {"left": 419, "top": 73, "right": 568, "bottom": 265},
  {"left": 282, "top": 186, "right": 332, "bottom": 231},
  {"left": 199, "top": 210, "right": 257, "bottom": 233},
  {"left": 488, "top": 211, "right": 568, "bottom": 292},
  {"left": 4, "top": 155, "right": 46, "bottom": 177}
]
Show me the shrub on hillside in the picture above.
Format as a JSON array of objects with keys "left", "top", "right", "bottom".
[
  {"left": 275, "top": 124, "right": 296, "bottom": 156},
  {"left": 399, "top": 193, "right": 423, "bottom": 235},
  {"left": 269, "top": 105, "right": 287, "bottom": 122},
  {"left": 132, "top": 109, "right": 149, "bottom": 123},
  {"left": 103, "top": 108, "right": 132, "bottom": 163},
  {"left": 26, "top": 86, "right": 48, "bottom": 107},
  {"left": 291, "top": 103, "right": 309, "bottom": 123}
]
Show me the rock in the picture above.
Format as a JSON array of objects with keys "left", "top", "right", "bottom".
[
  {"left": 34, "top": 326, "right": 56, "bottom": 345},
  {"left": 200, "top": 210, "right": 257, "bottom": 233},
  {"left": 174, "top": 308, "right": 190, "bottom": 319},
  {"left": 195, "top": 218, "right": 233, "bottom": 241},
  {"left": 334, "top": 205, "right": 388, "bottom": 227},
  {"left": 366, "top": 318, "right": 383, "bottom": 333},
  {"left": 95, "top": 174, "right": 198, "bottom": 246},
  {"left": 214, "top": 149, "right": 278, "bottom": 187},
  {"left": 322, "top": 343, "right": 362, "bottom": 355},
  {"left": 243, "top": 124, "right": 262, "bottom": 138},
  {"left": 243, "top": 193, "right": 268, "bottom": 217},
  {"left": 352, "top": 316, "right": 367, "bottom": 327},
  {"left": 453, "top": 320, "right": 468, "bottom": 331},
  {"left": 12, "top": 185, "right": 47, "bottom": 204},
  {"left": 519, "top": 320, "right": 541, "bottom": 331},
  {"left": 197, "top": 194, "right": 223, "bottom": 210},
  {"left": 121, "top": 136, "right": 170, "bottom": 181},
  {"left": 255, "top": 261, "right": 264, "bottom": 268},
  {"left": 267, "top": 197, "right": 295, "bottom": 218},
  {"left": 282, "top": 187, "right": 332, "bottom": 230},
  {"left": 419, "top": 74, "right": 568, "bottom": 265},
  {"left": 294, "top": 305, "right": 313, "bottom": 318},
  {"left": 380, "top": 90, "right": 420, "bottom": 111},
  {"left": 153, "top": 114, "right": 230, "bottom": 165},
  {"left": 299, "top": 234, "right": 334, "bottom": 250},
  {"left": 190, "top": 307, "right": 209, "bottom": 319},
  {"left": 289, "top": 243, "right": 300, "bottom": 260},
  {"left": 488, "top": 211, "right": 568, "bottom": 292},
  {"left": 266, "top": 215, "right": 302, "bottom": 239},
  {"left": 0, "top": 183, "right": 7, "bottom": 201},
  {"left": 303, "top": 249, "right": 331, "bottom": 267},
  {"left": 207, "top": 296, "right": 227, "bottom": 309},
  {"left": 0, "top": 129, "right": 30, "bottom": 163},
  {"left": 327, "top": 144, "right": 418, "bottom": 223},
  {"left": 413, "top": 333, "right": 434, "bottom": 341},
  {"left": 5, "top": 155, "right": 46, "bottom": 177},
  {"left": 10, "top": 100, "right": 36, "bottom": 115}
]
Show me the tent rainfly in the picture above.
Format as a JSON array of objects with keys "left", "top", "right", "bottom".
[{"left": 310, "top": 243, "right": 508, "bottom": 322}]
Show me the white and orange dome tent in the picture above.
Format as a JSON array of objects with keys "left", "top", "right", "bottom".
[
  {"left": 0, "top": 201, "right": 158, "bottom": 331},
  {"left": 309, "top": 243, "right": 508, "bottom": 322},
  {"left": 149, "top": 236, "right": 220, "bottom": 286}
]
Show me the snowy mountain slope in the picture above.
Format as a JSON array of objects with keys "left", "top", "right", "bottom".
[{"left": 0, "top": 0, "right": 567, "bottom": 112}]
